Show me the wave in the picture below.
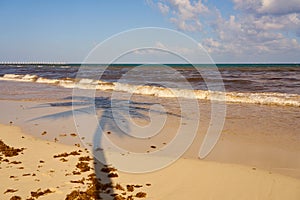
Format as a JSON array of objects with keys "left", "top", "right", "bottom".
[
  {"left": 60, "top": 66, "right": 71, "bottom": 69},
  {"left": 1, "top": 73, "right": 299, "bottom": 107}
]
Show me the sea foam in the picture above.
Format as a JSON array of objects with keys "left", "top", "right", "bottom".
[{"left": 1, "top": 73, "right": 299, "bottom": 107}]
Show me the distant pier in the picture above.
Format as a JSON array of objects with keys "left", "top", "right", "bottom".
[{"left": 0, "top": 62, "right": 68, "bottom": 65}]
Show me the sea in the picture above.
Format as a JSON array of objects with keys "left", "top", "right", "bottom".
[{"left": 0, "top": 63, "right": 299, "bottom": 107}]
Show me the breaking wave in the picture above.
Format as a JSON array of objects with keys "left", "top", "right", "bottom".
[{"left": 1, "top": 73, "right": 299, "bottom": 107}]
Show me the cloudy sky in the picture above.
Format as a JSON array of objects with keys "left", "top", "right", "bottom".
[{"left": 0, "top": 0, "right": 299, "bottom": 63}]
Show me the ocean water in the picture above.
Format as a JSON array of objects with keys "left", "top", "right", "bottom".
[{"left": 0, "top": 64, "right": 299, "bottom": 107}]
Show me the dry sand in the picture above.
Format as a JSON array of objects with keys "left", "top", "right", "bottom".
[
  {"left": 1, "top": 124, "right": 300, "bottom": 200},
  {"left": 0, "top": 124, "right": 147, "bottom": 200}
]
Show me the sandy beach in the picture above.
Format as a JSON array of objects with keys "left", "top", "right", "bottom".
[
  {"left": 0, "top": 124, "right": 149, "bottom": 200},
  {"left": 0, "top": 98, "right": 300, "bottom": 199},
  {"left": 1, "top": 123, "right": 300, "bottom": 200}
]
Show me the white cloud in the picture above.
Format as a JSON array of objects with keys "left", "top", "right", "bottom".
[
  {"left": 208, "top": 10, "right": 300, "bottom": 55},
  {"left": 150, "top": 0, "right": 300, "bottom": 61},
  {"left": 259, "top": 0, "right": 300, "bottom": 15},
  {"left": 233, "top": 0, "right": 300, "bottom": 15},
  {"left": 133, "top": 41, "right": 195, "bottom": 56},
  {"left": 202, "top": 38, "right": 221, "bottom": 53},
  {"left": 208, "top": 1, "right": 300, "bottom": 56},
  {"left": 232, "top": 0, "right": 261, "bottom": 12},
  {"left": 154, "top": 0, "right": 209, "bottom": 31},
  {"left": 157, "top": 2, "right": 170, "bottom": 15}
]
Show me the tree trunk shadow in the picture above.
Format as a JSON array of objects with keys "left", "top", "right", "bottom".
[{"left": 30, "top": 96, "right": 160, "bottom": 199}]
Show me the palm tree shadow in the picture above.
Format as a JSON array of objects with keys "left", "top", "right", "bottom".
[{"left": 29, "top": 95, "right": 179, "bottom": 199}]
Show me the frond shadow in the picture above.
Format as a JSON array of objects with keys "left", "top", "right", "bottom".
[{"left": 28, "top": 95, "right": 180, "bottom": 199}]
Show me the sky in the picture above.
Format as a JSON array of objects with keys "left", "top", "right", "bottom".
[{"left": 0, "top": 0, "right": 299, "bottom": 63}]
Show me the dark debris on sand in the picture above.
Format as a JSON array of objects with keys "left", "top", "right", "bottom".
[
  {"left": 59, "top": 158, "right": 68, "bottom": 162},
  {"left": 79, "top": 156, "right": 93, "bottom": 161},
  {"left": 76, "top": 162, "right": 91, "bottom": 172},
  {"left": 41, "top": 131, "right": 47, "bottom": 135},
  {"left": 113, "top": 195, "right": 126, "bottom": 200},
  {"left": 30, "top": 188, "right": 53, "bottom": 198},
  {"left": 135, "top": 192, "right": 147, "bottom": 198},
  {"left": 64, "top": 157, "right": 148, "bottom": 200},
  {"left": 107, "top": 173, "right": 119, "bottom": 178},
  {"left": 53, "top": 151, "right": 80, "bottom": 158},
  {"left": 72, "top": 171, "right": 81, "bottom": 175},
  {"left": 10, "top": 161, "right": 22, "bottom": 164},
  {"left": 0, "top": 135, "right": 149, "bottom": 200},
  {"left": 126, "top": 185, "right": 134, "bottom": 192},
  {"left": 115, "top": 184, "right": 125, "bottom": 191},
  {"left": 70, "top": 133, "right": 77, "bottom": 137},
  {"left": 1, "top": 147, "right": 149, "bottom": 200},
  {"left": 101, "top": 167, "right": 117, "bottom": 173},
  {"left": 4, "top": 189, "right": 18, "bottom": 194},
  {"left": 65, "top": 172, "right": 113, "bottom": 200},
  {"left": 0, "top": 139, "right": 25, "bottom": 157},
  {"left": 10, "top": 196, "right": 21, "bottom": 200},
  {"left": 70, "top": 177, "right": 85, "bottom": 185}
]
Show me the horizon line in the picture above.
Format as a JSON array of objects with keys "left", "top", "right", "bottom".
[{"left": 1, "top": 62, "right": 300, "bottom": 65}]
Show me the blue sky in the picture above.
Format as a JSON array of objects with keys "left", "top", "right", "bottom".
[{"left": 0, "top": 0, "right": 299, "bottom": 63}]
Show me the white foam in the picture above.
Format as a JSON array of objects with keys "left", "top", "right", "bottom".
[
  {"left": 60, "top": 66, "right": 71, "bottom": 69},
  {"left": 36, "top": 77, "right": 60, "bottom": 84},
  {"left": 3, "top": 74, "right": 24, "bottom": 79},
  {"left": 58, "top": 79, "right": 75, "bottom": 88},
  {"left": 1, "top": 73, "right": 299, "bottom": 107},
  {"left": 78, "top": 78, "right": 95, "bottom": 84},
  {"left": 22, "top": 74, "right": 38, "bottom": 81}
]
